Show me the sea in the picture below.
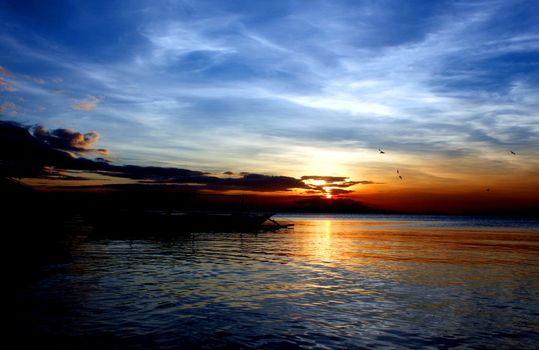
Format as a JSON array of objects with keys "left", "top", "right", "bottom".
[{"left": 11, "top": 214, "right": 539, "bottom": 349}]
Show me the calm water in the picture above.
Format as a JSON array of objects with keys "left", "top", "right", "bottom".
[{"left": 12, "top": 214, "right": 539, "bottom": 349}]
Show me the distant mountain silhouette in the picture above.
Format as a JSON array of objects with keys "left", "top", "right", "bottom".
[
  {"left": 286, "top": 197, "right": 390, "bottom": 214},
  {"left": 0, "top": 176, "right": 35, "bottom": 194}
]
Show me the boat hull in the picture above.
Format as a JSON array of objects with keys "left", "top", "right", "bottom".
[{"left": 88, "top": 211, "right": 274, "bottom": 238}]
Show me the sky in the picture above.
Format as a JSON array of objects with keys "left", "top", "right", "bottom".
[{"left": 1, "top": 0, "right": 538, "bottom": 213}]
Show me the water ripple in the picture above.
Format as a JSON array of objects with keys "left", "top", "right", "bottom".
[{"left": 12, "top": 214, "right": 539, "bottom": 349}]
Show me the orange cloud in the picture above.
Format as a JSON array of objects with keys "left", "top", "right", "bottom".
[
  {"left": 0, "top": 66, "right": 16, "bottom": 92},
  {"left": 0, "top": 66, "right": 13, "bottom": 77},
  {"left": 97, "top": 148, "right": 110, "bottom": 156},
  {"left": 71, "top": 96, "right": 102, "bottom": 111},
  {"left": 0, "top": 102, "right": 17, "bottom": 116},
  {"left": 0, "top": 77, "right": 16, "bottom": 92},
  {"left": 33, "top": 125, "right": 108, "bottom": 155},
  {"left": 301, "top": 175, "right": 379, "bottom": 197}
]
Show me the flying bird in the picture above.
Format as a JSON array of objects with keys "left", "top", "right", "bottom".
[
  {"left": 399, "top": 175, "right": 403, "bottom": 180},
  {"left": 510, "top": 150, "right": 516, "bottom": 155},
  {"left": 378, "top": 148, "right": 385, "bottom": 154},
  {"left": 486, "top": 188, "right": 491, "bottom": 192},
  {"left": 397, "top": 169, "right": 399, "bottom": 174}
]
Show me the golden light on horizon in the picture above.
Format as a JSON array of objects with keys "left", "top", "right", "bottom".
[
  {"left": 310, "top": 179, "right": 327, "bottom": 186},
  {"left": 322, "top": 186, "right": 333, "bottom": 199}
]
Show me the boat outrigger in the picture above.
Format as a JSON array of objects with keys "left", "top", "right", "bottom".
[{"left": 88, "top": 210, "right": 293, "bottom": 238}]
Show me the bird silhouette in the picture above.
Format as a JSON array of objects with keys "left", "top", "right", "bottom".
[
  {"left": 399, "top": 175, "right": 403, "bottom": 180},
  {"left": 378, "top": 148, "right": 385, "bottom": 154},
  {"left": 397, "top": 169, "right": 399, "bottom": 174},
  {"left": 486, "top": 188, "right": 491, "bottom": 192},
  {"left": 510, "top": 150, "right": 516, "bottom": 155}
]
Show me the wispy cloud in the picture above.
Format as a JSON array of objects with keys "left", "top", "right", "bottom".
[
  {"left": 0, "top": 0, "right": 537, "bottom": 184},
  {"left": 138, "top": 20, "right": 236, "bottom": 66}
]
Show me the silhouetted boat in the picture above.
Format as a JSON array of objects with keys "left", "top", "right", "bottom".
[{"left": 88, "top": 211, "right": 285, "bottom": 238}]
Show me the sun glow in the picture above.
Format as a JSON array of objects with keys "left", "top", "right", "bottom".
[
  {"left": 310, "top": 179, "right": 327, "bottom": 186},
  {"left": 325, "top": 192, "right": 332, "bottom": 199}
]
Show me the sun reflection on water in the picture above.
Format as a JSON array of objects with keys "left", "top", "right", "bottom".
[{"left": 14, "top": 215, "right": 539, "bottom": 349}]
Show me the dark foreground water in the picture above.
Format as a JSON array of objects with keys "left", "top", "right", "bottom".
[{"left": 11, "top": 214, "right": 539, "bottom": 349}]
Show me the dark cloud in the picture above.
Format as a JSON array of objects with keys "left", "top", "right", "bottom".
[
  {"left": 52, "top": 183, "right": 203, "bottom": 192},
  {"left": 33, "top": 125, "right": 109, "bottom": 155},
  {"left": 134, "top": 172, "right": 307, "bottom": 192},
  {"left": 0, "top": 121, "right": 313, "bottom": 194},
  {"left": 0, "top": 121, "right": 376, "bottom": 196},
  {"left": 102, "top": 166, "right": 212, "bottom": 183},
  {"left": 1, "top": 121, "right": 79, "bottom": 178},
  {"left": 327, "top": 188, "right": 354, "bottom": 195},
  {"left": 348, "top": 180, "right": 381, "bottom": 185},
  {"left": 206, "top": 173, "right": 308, "bottom": 192}
]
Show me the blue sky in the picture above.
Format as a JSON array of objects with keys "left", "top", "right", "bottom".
[{"left": 1, "top": 0, "right": 538, "bottom": 190}]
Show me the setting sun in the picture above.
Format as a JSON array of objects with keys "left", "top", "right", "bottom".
[
  {"left": 310, "top": 179, "right": 327, "bottom": 186},
  {"left": 3, "top": 1, "right": 539, "bottom": 348}
]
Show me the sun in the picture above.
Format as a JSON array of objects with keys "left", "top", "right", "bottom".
[
  {"left": 310, "top": 179, "right": 326, "bottom": 186},
  {"left": 325, "top": 192, "right": 333, "bottom": 199}
]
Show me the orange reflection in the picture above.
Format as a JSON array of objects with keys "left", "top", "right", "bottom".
[{"left": 284, "top": 216, "right": 539, "bottom": 288}]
